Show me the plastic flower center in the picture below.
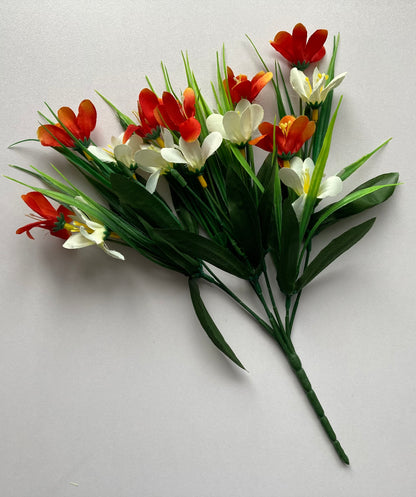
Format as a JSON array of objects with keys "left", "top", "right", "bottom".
[
  {"left": 279, "top": 121, "right": 292, "bottom": 136},
  {"left": 64, "top": 220, "right": 93, "bottom": 234}
]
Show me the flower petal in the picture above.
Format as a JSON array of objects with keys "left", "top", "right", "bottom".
[
  {"left": 201, "top": 132, "right": 222, "bottom": 164},
  {"left": 279, "top": 167, "right": 304, "bottom": 196},
  {"left": 160, "top": 147, "right": 187, "bottom": 164},
  {"left": 76, "top": 100, "right": 97, "bottom": 139},
  {"left": 317, "top": 176, "right": 343, "bottom": 199}
]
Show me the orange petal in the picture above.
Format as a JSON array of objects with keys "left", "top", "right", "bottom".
[
  {"left": 182, "top": 88, "right": 196, "bottom": 119},
  {"left": 77, "top": 99, "right": 97, "bottom": 139},
  {"left": 58, "top": 106, "right": 80, "bottom": 137},
  {"left": 21, "top": 192, "right": 57, "bottom": 218},
  {"left": 179, "top": 117, "right": 201, "bottom": 142},
  {"left": 37, "top": 124, "right": 74, "bottom": 147}
]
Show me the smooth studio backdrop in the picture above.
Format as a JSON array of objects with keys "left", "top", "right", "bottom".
[{"left": 1, "top": 1, "right": 415, "bottom": 496}]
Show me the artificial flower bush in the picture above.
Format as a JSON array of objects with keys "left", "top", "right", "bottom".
[{"left": 9, "top": 23, "right": 398, "bottom": 465}]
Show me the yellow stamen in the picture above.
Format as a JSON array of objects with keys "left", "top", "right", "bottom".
[
  {"left": 303, "top": 170, "right": 311, "bottom": 194},
  {"left": 156, "top": 137, "right": 165, "bottom": 148},
  {"left": 282, "top": 160, "right": 290, "bottom": 168},
  {"left": 312, "top": 108, "right": 319, "bottom": 121},
  {"left": 198, "top": 175, "right": 208, "bottom": 188}
]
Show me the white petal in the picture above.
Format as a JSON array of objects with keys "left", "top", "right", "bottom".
[
  {"left": 234, "top": 99, "right": 250, "bottom": 114},
  {"left": 200, "top": 132, "right": 222, "bottom": 164},
  {"left": 135, "top": 149, "right": 165, "bottom": 170},
  {"left": 223, "top": 111, "right": 243, "bottom": 143},
  {"left": 101, "top": 243, "right": 125, "bottom": 260},
  {"left": 292, "top": 195, "right": 306, "bottom": 222},
  {"left": 146, "top": 170, "right": 161, "bottom": 194},
  {"left": 63, "top": 233, "right": 94, "bottom": 249},
  {"left": 206, "top": 113, "right": 226, "bottom": 138},
  {"left": 160, "top": 147, "right": 187, "bottom": 164},
  {"left": 179, "top": 138, "right": 203, "bottom": 169},
  {"left": 279, "top": 167, "right": 304, "bottom": 196},
  {"left": 290, "top": 68, "right": 309, "bottom": 100},
  {"left": 79, "top": 225, "right": 105, "bottom": 245},
  {"left": 160, "top": 128, "right": 174, "bottom": 148},
  {"left": 289, "top": 156, "right": 305, "bottom": 176},
  {"left": 249, "top": 104, "right": 264, "bottom": 132},
  {"left": 126, "top": 133, "right": 144, "bottom": 153},
  {"left": 320, "top": 72, "right": 347, "bottom": 101},
  {"left": 317, "top": 176, "right": 343, "bottom": 199},
  {"left": 114, "top": 144, "right": 134, "bottom": 167},
  {"left": 87, "top": 145, "right": 115, "bottom": 163}
]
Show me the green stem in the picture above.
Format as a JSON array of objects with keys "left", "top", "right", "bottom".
[
  {"left": 286, "top": 349, "right": 350, "bottom": 465},
  {"left": 201, "top": 269, "right": 273, "bottom": 336}
]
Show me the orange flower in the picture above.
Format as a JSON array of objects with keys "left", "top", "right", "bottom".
[
  {"left": 37, "top": 100, "right": 97, "bottom": 147},
  {"left": 123, "top": 88, "right": 161, "bottom": 142},
  {"left": 270, "top": 23, "right": 327, "bottom": 70},
  {"left": 250, "top": 115, "right": 315, "bottom": 160},
  {"left": 225, "top": 67, "right": 273, "bottom": 105},
  {"left": 16, "top": 192, "right": 73, "bottom": 240},
  {"left": 156, "top": 88, "right": 201, "bottom": 142}
]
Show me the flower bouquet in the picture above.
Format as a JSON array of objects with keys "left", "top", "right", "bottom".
[{"left": 8, "top": 23, "right": 399, "bottom": 465}]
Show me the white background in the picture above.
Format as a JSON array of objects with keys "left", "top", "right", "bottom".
[{"left": 1, "top": 1, "right": 415, "bottom": 496}]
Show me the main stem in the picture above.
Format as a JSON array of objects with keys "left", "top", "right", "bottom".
[{"left": 285, "top": 345, "right": 350, "bottom": 465}]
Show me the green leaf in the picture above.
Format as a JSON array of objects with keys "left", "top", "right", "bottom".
[
  {"left": 257, "top": 162, "right": 277, "bottom": 249},
  {"left": 310, "top": 172, "right": 399, "bottom": 232},
  {"left": 95, "top": 91, "right": 135, "bottom": 129},
  {"left": 226, "top": 166, "right": 262, "bottom": 268},
  {"left": 300, "top": 97, "right": 342, "bottom": 238},
  {"left": 230, "top": 144, "right": 264, "bottom": 193},
  {"left": 337, "top": 139, "right": 392, "bottom": 181},
  {"left": 153, "top": 229, "right": 252, "bottom": 279},
  {"left": 276, "top": 200, "right": 300, "bottom": 294},
  {"left": 296, "top": 217, "right": 376, "bottom": 291},
  {"left": 188, "top": 278, "right": 245, "bottom": 370},
  {"left": 111, "top": 174, "right": 181, "bottom": 230}
]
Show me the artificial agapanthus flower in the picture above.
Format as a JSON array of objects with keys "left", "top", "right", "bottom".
[
  {"left": 37, "top": 100, "right": 97, "bottom": 147},
  {"left": 279, "top": 156, "right": 343, "bottom": 220},
  {"left": 63, "top": 204, "right": 125, "bottom": 260},
  {"left": 290, "top": 67, "right": 347, "bottom": 113},
  {"left": 16, "top": 192, "right": 73, "bottom": 240},
  {"left": 271, "top": 23, "right": 328, "bottom": 70},
  {"left": 224, "top": 67, "right": 273, "bottom": 105},
  {"left": 206, "top": 99, "right": 264, "bottom": 147},
  {"left": 250, "top": 115, "right": 315, "bottom": 162}
]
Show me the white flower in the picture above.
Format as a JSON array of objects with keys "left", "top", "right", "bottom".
[
  {"left": 63, "top": 205, "right": 125, "bottom": 260},
  {"left": 113, "top": 133, "right": 143, "bottom": 168},
  {"left": 290, "top": 67, "right": 346, "bottom": 107},
  {"left": 160, "top": 132, "right": 222, "bottom": 173},
  {"left": 279, "top": 157, "right": 343, "bottom": 221},
  {"left": 206, "top": 99, "right": 264, "bottom": 146},
  {"left": 134, "top": 129, "right": 175, "bottom": 193},
  {"left": 86, "top": 133, "right": 143, "bottom": 168}
]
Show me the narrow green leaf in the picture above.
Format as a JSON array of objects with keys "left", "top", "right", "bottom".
[
  {"left": 276, "top": 200, "right": 300, "bottom": 294},
  {"left": 153, "top": 229, "right": 252, "bottom": 279},
  {"left": 257, "top": 162, "right": 277, "bottom": 248},
  {"left": 296, "top": 217, "right": 376, "bottom": 291},
  {"left": 310, "top": 172, "right": 399, "bottom": 232},
  {"left": 95, "top": 91, "right": 135, "bottom": 129},
  {"left": 226, "top": 166, "right": 262, "bottom": 268},
  {"left": 230, "top": 144, "right": 264, "bottom": 193},
  {"left": 111, "top": 174, "right": 181, "bottom": 230},
  {"left": 337, "top": 139, "right": 392, "bottom": 181},
  {"left": 188, "top": 278, "right": 245, "bottom": 370}
]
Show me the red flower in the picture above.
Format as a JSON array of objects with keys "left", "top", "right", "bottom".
[
  {"left": 250, "top": 115, "right": 315, "bottom": 160},
  {"left": 37, "top": 100, "right": 97, "bottom": 147},
  {"left": 156, "top": 88, "right": 201, "bottom": 142},
  {"left": 123, "top": 89, "right": 161, "bottom": 142},
  {"left": 225, "top": 67, "right": 273, "bottom": 105},
  {"left": 16, "top": 192, "right": 73, "bottom": 240},
  {"left": 270, "top": 23, "right": 328, "bottom": 69}
]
